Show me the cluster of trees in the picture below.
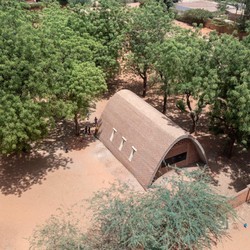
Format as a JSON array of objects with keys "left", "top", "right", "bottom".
[
  {"left": 121, "top": 1, "right": 250, "bottom": 156},
  {"left": 0, "top": 0, "right": 128, "bottom": 153},
  {"left": 147, "top": 30, "right": 250, "bottom": 157},
  {"left": 1, "top": 0, "right": 250, "bottom": 156},
  {"left": 29, "top": 169, "right": 236, "bottom": 249}
]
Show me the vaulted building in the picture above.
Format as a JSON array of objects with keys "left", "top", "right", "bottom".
[{"left": 98, "top": 89, "right": 207, "bottom": 189}]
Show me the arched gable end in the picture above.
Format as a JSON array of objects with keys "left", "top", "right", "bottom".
[
  {"left": 150, "top": 135, "right": 207, "bottom": 186},
  {"left": 98, "top": 89, "right": 207, "bottom": 190}
]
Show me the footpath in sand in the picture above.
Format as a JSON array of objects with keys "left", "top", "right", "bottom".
[{"left": 0, "top": 100, "right": 143, "bottom": 250}]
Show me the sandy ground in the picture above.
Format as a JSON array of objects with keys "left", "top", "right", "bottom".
[
  {"left": 0, "top": 95, "right": 249, "bottom": 249},
  {"left": 176, "top": 0, "right": 219, "bottom": 12},
  {"left": 212, "top": 203, "right": 250, "bottom": 250},
  {"left": 0, "top": 100, "right": 143, "bottom": 250},
  {"left": 175, "top": 0, "right": 239, "bottom": 14}
]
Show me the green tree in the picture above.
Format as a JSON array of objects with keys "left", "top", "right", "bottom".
[
  {"left": 152, "top": 30, "right": 209, "bottom": 133},
  {"left": 59, "top": 62, "right": 106, "bottom": 136},
  {"left": 174, "top": 31, "right": 210, "bottom": 134},
  {"left": 0, "top": 2, "right": 107, "bottom": 153},
  {"left": 151, "top": 38, "right": 182, "bottom": 114},
  {"left": 206, "top": 33, "right": 250, "bottom": 156},
  {"left": 0, "top": 3, "right": 51, "bottom": 153},
  {"left": 38, "top": 4, "right": 107, "bottom": 135},
  {"left": 78, "top": 0, "right": 129, "bottom": 80},
  {"left": 0, "top": 94, "right": 48, "bottom": 154},
  {"left": 127, "top": 0, "right": 171, "bottom": 97}
]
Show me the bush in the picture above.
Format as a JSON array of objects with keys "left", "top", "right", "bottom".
[
  {"left": 29, "top": 169, "right": 236, "bottom": 250},
  {"left": 177, "top": 8, "right": 214, "bottom": 26},
  {"left": 19, "top": 2, "right": 31, "bottom": 9},
  {"left": 87, "top": 169, "right": 236, "bottom": 249},
  {"left": 29, "top": 208, "right": 86, "bottom": 250}
]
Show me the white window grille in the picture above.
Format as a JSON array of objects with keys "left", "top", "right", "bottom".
[
  {"left": 119, "top": 137, "right": 127, "bottom": 151},
  {"left": 110, "top": 128, "right": 117, "bottom": 142},
  {"left": 129, "top": 146, "right": 137, "bottom": 161}
]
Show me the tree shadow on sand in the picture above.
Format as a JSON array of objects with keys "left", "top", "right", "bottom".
[
  {"left": 103, "top": 73, "right": 143, "bottom": 100},
  {"left": 35, "top": 120, "right": 96, "bottom": 153},
  {"left": 0, "top": 152, "right": 72, "bottom": 197},
  {"left": 0, "top": 120, "right": 96, "bottom": 197}
]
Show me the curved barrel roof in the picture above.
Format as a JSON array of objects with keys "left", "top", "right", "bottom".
[{"left": 98, "top": 89, "right": 207, "bottom": 188}]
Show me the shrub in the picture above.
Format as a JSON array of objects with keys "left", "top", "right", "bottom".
[
  {"left": 29, "top": 169, "right": 236, "bottom": 250},
  {"left": 19, "top": 2, "right": 31, "bottom": 9},
  {"left": 29, "top": 208, "right": 86, "bottom": 250},
  {"left": 177, "top": 8, "right": 214, "bottom": 26}
]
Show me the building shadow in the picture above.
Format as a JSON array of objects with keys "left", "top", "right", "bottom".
[{"left": 196, "top": 132, "right": 250, "bottom": 192}]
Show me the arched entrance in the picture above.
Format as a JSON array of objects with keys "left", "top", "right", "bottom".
[{"left": 154, "top": 138, "right": 206, "bottom": 182}]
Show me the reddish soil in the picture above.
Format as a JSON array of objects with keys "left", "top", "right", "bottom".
[
  {"left": 0, "top": 71, "right": 249, "bottom": 249},
  {"left": 174, "top": 20, "right": 213, "bottom": 36},
  {"left": 0, "top": 100, "right": 143, "bottom": 249},
  {"left": 212, "top": 203, "right": 250, "bottom": 250}
]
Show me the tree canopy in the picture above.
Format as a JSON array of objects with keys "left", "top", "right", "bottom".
[
  {"left": 1, "top": 0, "right": 249, "bottom": 155},
  {"left": 0, "top": 1, "right": 107, "bottom": 153},
  {"left": 126, "top": 0, "right": 172, "bottom": 97},
  {"left": 205, "top": 33, "right": 250, "bottom": 156}
]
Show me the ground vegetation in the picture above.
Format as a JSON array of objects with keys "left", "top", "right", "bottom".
[{"left": 29, "top": 169, "right": 236, "bottom": 250}]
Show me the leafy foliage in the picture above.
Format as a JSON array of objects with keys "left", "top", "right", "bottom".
[
  {"left": 77, "top": 0, "right": 129, "bottom": 79},
  {"left": 151, "top": 29, "right": 209, "bottom": 133},
  {"left": 127, "top": 0, "right": 172, "bottom": 96},
  {"left": 29, "top": 169, "right": 236, "bottom": 249},
  {"left": 177, "top": 8, "right": 214, "bottom": 26},
  {"left": 205, "top": 33, "right": 250, "bottom": 156},
  {"left": 0, "top": 1, "right": 107, "bottom": 153},
  {"left": 87, "top": 169, "right": 235, "bottom": 249},
  {"left": 0, "top": 4, "right": 50, "bottom": 153}
]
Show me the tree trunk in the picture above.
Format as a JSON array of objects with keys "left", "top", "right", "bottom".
[
  {"left": 186, "top": 93, "right": 198, "bottom": 134},
  {"left": 189, "top": 111, "right": 198, "bottom": 134},
  {"left": 245, "top": 0, "right": 250, "bottom": 20},
  {"left": 224, "top": 137, "right": 235, "bottom": 158},
  {"left": 186, "top": 93, "right": 192, "bottom": 112},
  {"left": 142, "top": 74, "right": 147, "bottom": 97},
  {"left": 163, "top": 90, "right": 167, "bottom": 114},
  {"left": 74, "top": 113, "right": 80, "bottom": 136}
]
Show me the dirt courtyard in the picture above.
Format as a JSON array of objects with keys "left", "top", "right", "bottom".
[
  {"left": 0, "top": 78, "right": 250, "bottom": 249},
  {"left": 0, "top": 100, "right": 143, "bottom": 250}
]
